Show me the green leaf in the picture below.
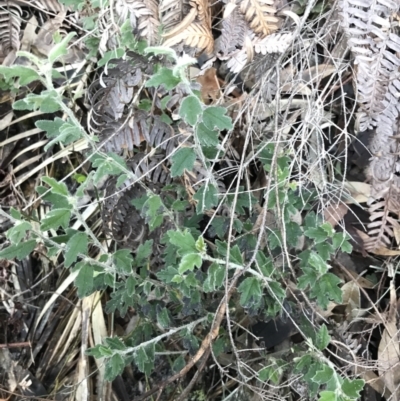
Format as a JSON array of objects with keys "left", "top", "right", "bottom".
[
  {"left": 126, "top": 276, "right": 137, "bottom": 296},
  {"left": 0, "top": 239, "right": 36, "bottom": 260},
  {"left": 196, "top": 122, "right": 219, "bottom": 147},
  {"left": 14, "top": 91, "right": 61, "bottom": 113},
  {"left": 105, "top": 354, "right": 125, "bottom": 381},
  {"left": 179, "top": 95, "right": 203, "bottom": 126},
  {"left": 142, "top": 195, "right": 164, "bottom": 231},
  {"left": 238, "top": 277, "right": 262, "bottom": 309},
  {"left": 172, "top": 355, "right": 186, "bottom": 372},
  {"left": 341, "top": 378, "right": 364, "bottom": 399},
  {"left": 170, "top": 147, "right": 196, "bottom": 177},
  {"left": 321, "top": 222, "right": 335, "bottom": 237},
  {"left": 202, "top": 106, "right": 233, "bottom": 131},
  {"left": 58, "top": 0, "right": 84, "bottom": 10},
  {"left": 256, "top": 251, "right": 274, "bottom": 277},
  {"left": 134, "top": 344, "right": 155, "bottom": 375},
  {"left": 36, "top": 186, "right": 71, "bottom": 209},
  {"left": 195, "top": 236, "right": 206, "bottom": 253},
  {"left": 312, "top": 364, "right": 334, "bottom": 384},
  {"left": 41, "top": 176, "right": 69, "bottom": 197},
  {"left": 75, "top": 263, "right": 94, "bottom": 298},
  {"left": 145, "top": 46, "right": 177, "bottom": 59},
  {"left": 145, "top": 67, "right": 180, "bottom": 90},
  {"left": 85, "top": 345, "right": 104, "bottom": 358},
  {"left": 318, "top": 391, "right": 337, "bottom": 401},
  {"left": 178, "top": 253, "right": 202, "bottom": 274},
  {"left": 268, "top": 281, "right": 286, "bottom": 302},
  {"left": 0, "top": 65, "right": 42, "bottom": 86},
  {"left": 315, "top": 242, "right": 334, "bottom": 261},
  {"left": 312, "top": 273, "right": 343, "bottom": 309},
  {"left": 157, "top": 266, "right": 180, "bottom": 283},
  {"left": 6, "top": 221, "right": 31, "bottom": 245},
  {"left": 168, "top": 230, "right": 197, "bottom": 255},
  {"left": 105, "top": 337, "right": 126, "bottom": 351},
  {"left": 203, "top": 262, "right": 225, "bottom": 292},
  {"left": 229, "top": 245, "right": 243, "bottom": 265},
  {"left": 135, "top": 240, "right": 153, "bottom": 264},
  {"left": 193, "top": 184, "right": 218, "bottom": 213},
  {"left": 157, "top": 307, "right": 171, "bottom": 328},
  {"left": 294, "top": 354, "right": 312, "bottom": 373},
  {"left": 64, "top": 232, "right": 88, "bottom": 268},
  {"left": 258, "top": 361, "right": 284, "bottom": 385},
  {"left": 98, "top": 345, "right": 114, "bottom": 357},
  {"left": 41, "top": 208, "right": 72, "bottom": 231},
  {"left": 36, "top": 118, "right": 64, "bottom": 138},
  {"left": 304, "top": 226, "right": 329, "bottom": 244},
  {"left": 92, "top": 153, "right": 127, "bottom": 184},
  {"left": 308, "top": 251, "right": 329, "bottom": 274},
  {"left": 48, "top": 32, "right": 77, "bottom": 63},
  {"left": 113, "top": 250, "right": 134, "bottom": 274},
  {"left": 316, "top": 324, "right": 330, "bottom": 350},
  {"left": 10, "top": 208, "right": 22, "bottom": 220},
  {"left": 45, "top": 121, "right": 82, "bottom": 150},
  {"left": 332, "top": 232, "right": 352, "bottom": 253},
  {"left": 98, "top": 47, "right": 125, "bottom": 67}
]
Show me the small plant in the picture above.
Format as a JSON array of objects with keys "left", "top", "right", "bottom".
[{"left": 0, "top": 13, "right": 365, "bottom": 401}]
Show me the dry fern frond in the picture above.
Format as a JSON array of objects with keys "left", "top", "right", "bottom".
[
  {"left": 215, "top": 7, "right": 250, "bottom": 55},
  {"left": 160, "top": 0, "right": 192, "bottom": 33},
  {"left": 340, "top": 0, "right": 400, "bottom": 251},
  {"left": 191, "top": 0, "right": 211, "bottom": 28},
  {"left": 365, "top": 192, "right": 400, "bottom": 252},
  {"left": 340, "top": 0, "right": 400, "bottom": 132},
  {"left": 253, "top": 31, "right": 292, "bottom": 54},
  {"left": 163, "top": 22, "right": 214, "bottom": 53},
  {"left": 239, "top": 0, "right": 279, "bottom": 37},
  {"left": 162, "top": 6, "right": 197, "bottom": 39},
  {"left": 0, "top": 2, "right": 22, "bottom": 55},
  {"left": 116, "top": 0, "right": 161, "bottom": 45}
]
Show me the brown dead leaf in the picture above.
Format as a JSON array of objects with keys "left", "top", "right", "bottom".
[
  {"left": 345, "top": 269, "right": 375, "bottom": 289},
  {"left": 324, "top": 201, "right": 349, "bottom": 227},
  {"left": 197, "top": 67, "right": 221, "bottom": 104},
  {"left": 344, "top": 181, "right": 371, "bottom": 203}
]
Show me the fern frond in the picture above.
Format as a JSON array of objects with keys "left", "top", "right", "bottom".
[
  {"left": 162, "top": 6, "right": 197, "bottom": 39},
  {"left": 239, "top": 0, "right": 279, "bottom": 37},
  {"left": 215, "top": 7, "right": 250, "bottom": 55},
  {"left": 0, "top": 2, "right": 22, "bottom": 54},
  {"left": 138, "top": 0, "right": 161, "bottom": 45},
  {"left": 340, "top": 0, "right": 400, "bottom": 131},
  {"left": 160, "top": 0, "right": 191, "bottom": 33},
  {"left": 253, "top": 32, "right": 293, "bottom": 54},
  {"left": 163, "top": 22, "right": 214, "bottom": 53},
  {"left": 226, "top": 47, "right": 248, "bottom": 73},
  {"left": 191, "top": 0, "right": 211, "bottom": 28},
  {"left": 116, "top": 0, "right": 161, "bottom": 45}
]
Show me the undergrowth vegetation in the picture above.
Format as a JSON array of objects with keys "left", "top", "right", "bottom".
[{"left": 1, "top": 0, "right": 400, "bottom": 400}]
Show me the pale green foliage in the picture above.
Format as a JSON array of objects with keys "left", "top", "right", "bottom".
[{"left": 0, "top": 29, "right": 365, "bottom": 401}]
